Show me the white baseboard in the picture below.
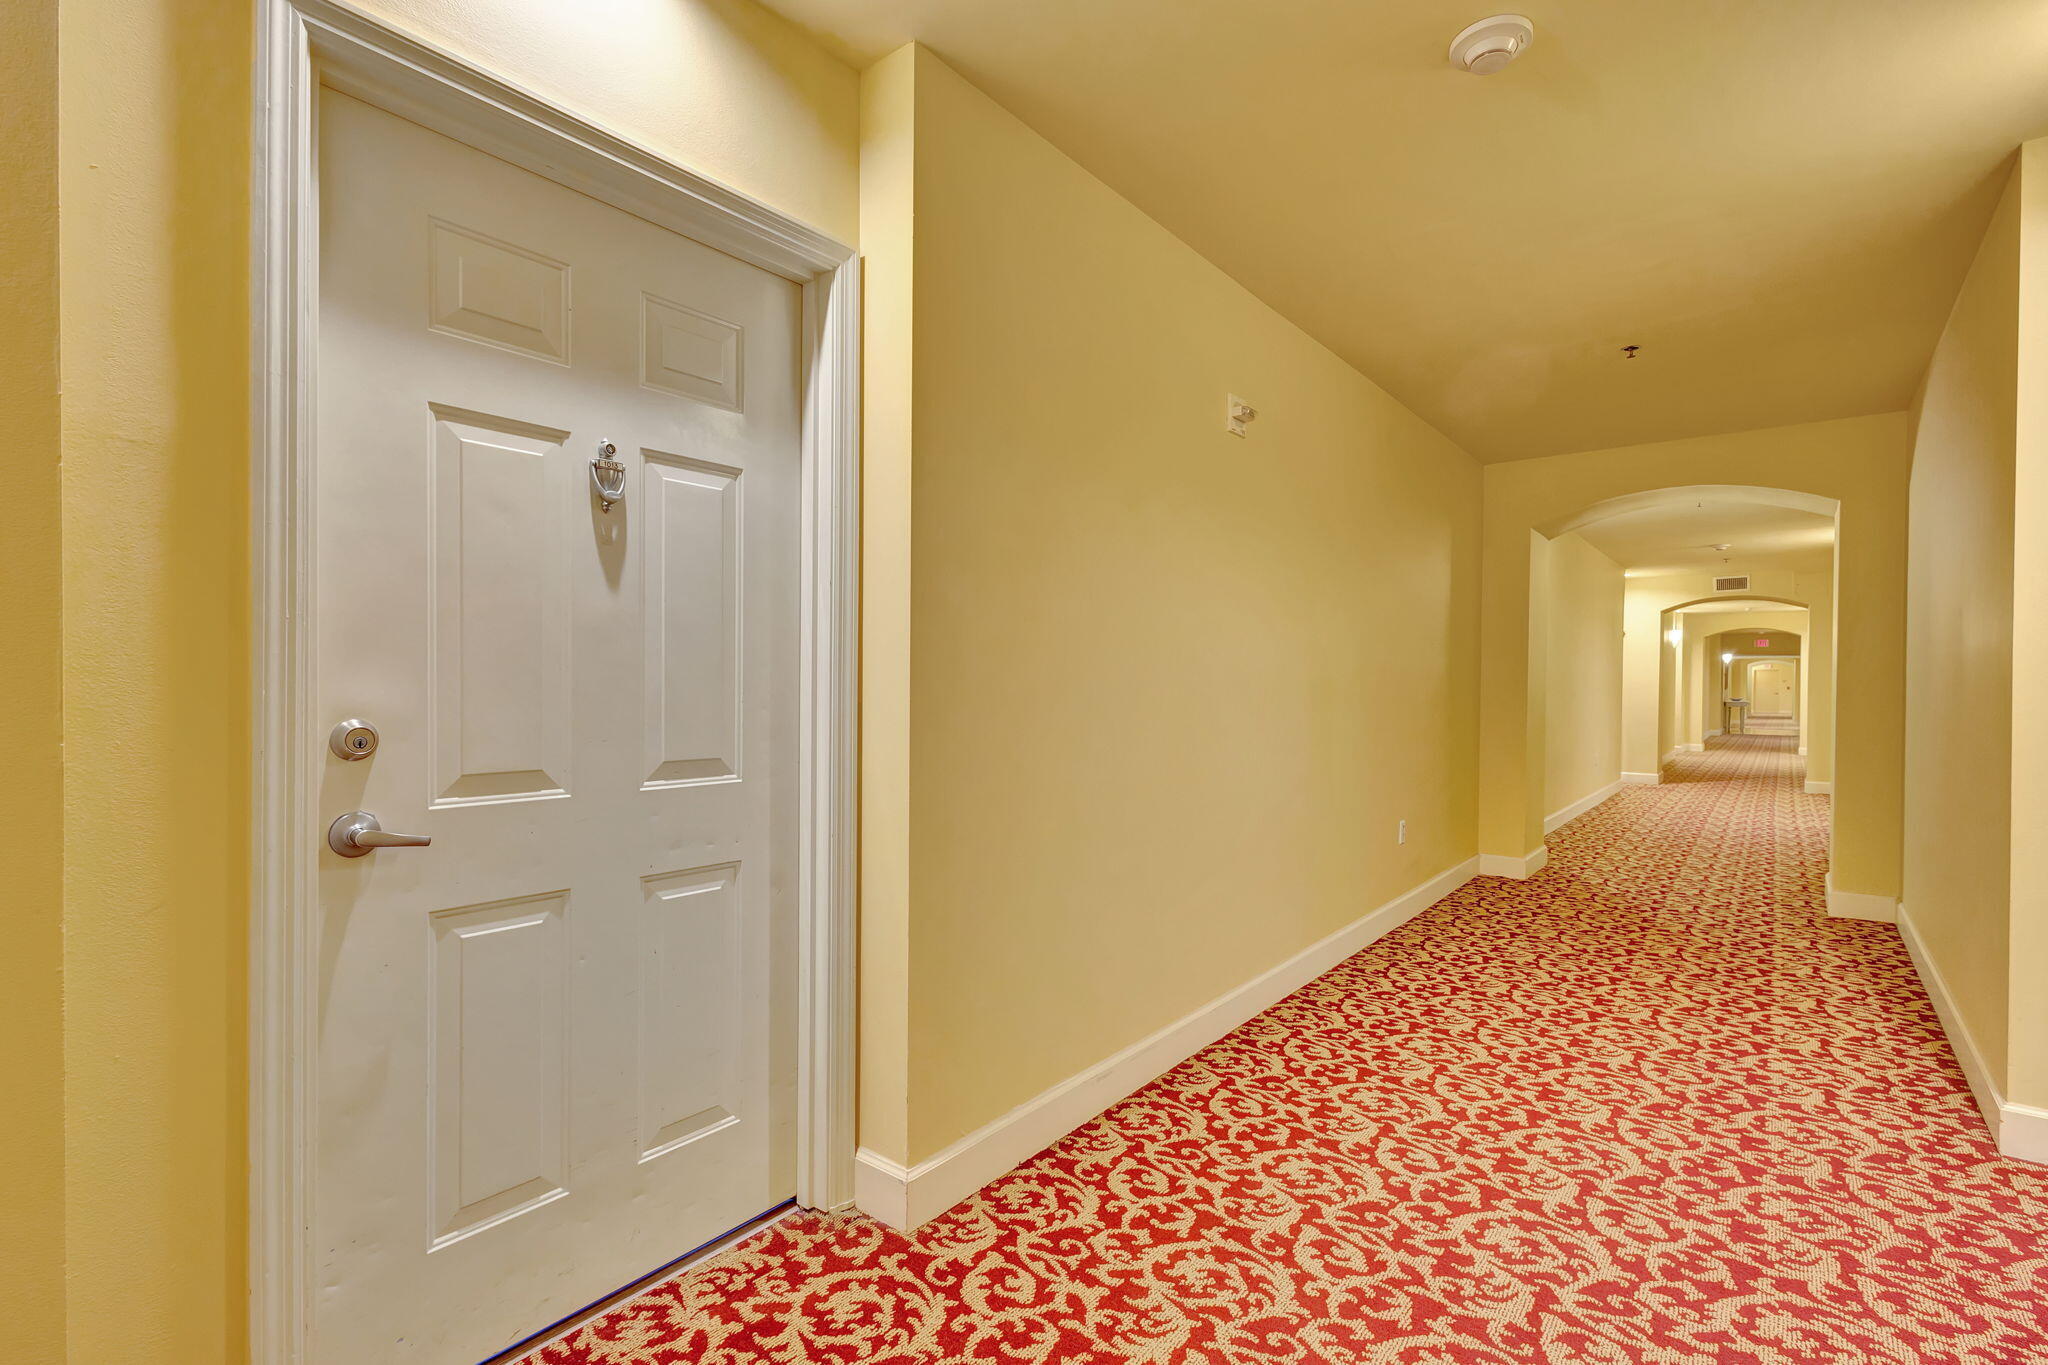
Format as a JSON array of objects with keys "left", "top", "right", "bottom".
[
  {"left": 1683, "top": 742, "right": 1705, "bottom": 753},
  {"left": 851, "top": 1147, "right": 912, "bottom": 1229},
  {"left": 1897, "top": 904, "right": 2047, "bottom": 1164},
  {"left": 1825, "top": 871, "right": 1896, "bottom": 923},
  {"left": 1478, "top": 844, "right": 1548, "bottom": 879},
  {"left": 1708, "top": 728, "right": 1724, "bottom": 737},
  {"left": 1544, "top": 777, "right": 1623, "bottom": 834},
  {"left": 1797, "top": 745, "right": 1807, "bottom": 755},
  {"left": 1620, "top": 771, "right": 1659, "bottom": 786},
  {"left": 2004, "top": 1103, "right": 2048, "bottom": 1164},
  {"left": 1804, "top": 779, "right": 1833, "bottom": 795},
  {"left": 852, "top": 855, "right": 1483, "bottom": 1230}
]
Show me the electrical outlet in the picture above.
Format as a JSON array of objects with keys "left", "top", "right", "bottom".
[{"left": 1398, "top": 819, "right": 1407, "bottom": 845}]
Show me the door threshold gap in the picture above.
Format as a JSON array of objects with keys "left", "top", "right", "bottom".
[{"left": 480, "top": 1199, "right": 799, "bottom": 1365}]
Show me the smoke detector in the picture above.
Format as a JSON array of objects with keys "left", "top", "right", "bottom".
[{"left": 1448, "top": 14, "right": 1535, "bottom": 75}]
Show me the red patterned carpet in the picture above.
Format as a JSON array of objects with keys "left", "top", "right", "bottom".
[{"left": 527, "top": 736, "right": 2048, "bottom": 1364}]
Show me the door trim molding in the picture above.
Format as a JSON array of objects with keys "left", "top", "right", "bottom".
[{"left": 249, "top": 3, "right": 860, "bottom": 1359}]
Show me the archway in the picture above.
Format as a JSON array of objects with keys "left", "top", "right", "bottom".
[
  {"left": 1477, "top": 424, "right": 1904, "bottom": 916},
  {"left": 1688, "top": 621, "right": 1808, "bottom": 749},
  {"left": 1481, "top": 470, "right": 1874, "bottom": 895},
  {"left": 1651, "top": 597, "right": 1824, "bottom": 788},
  {"left": 1540, "top": 484, "right": 1839, "bottom": 541}
]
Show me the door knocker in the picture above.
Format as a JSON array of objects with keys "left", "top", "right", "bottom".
[{"left": 590, "top": 440, "right": 627, "bottom": 513}]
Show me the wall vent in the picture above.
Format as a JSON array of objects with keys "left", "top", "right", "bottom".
[{"left": 1714, "top": 575, "right": 1750, "bottom": 593}]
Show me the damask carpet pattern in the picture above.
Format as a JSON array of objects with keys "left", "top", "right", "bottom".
[{"left": 528, "top": 736, "right": 2048, "bottom": 1363}]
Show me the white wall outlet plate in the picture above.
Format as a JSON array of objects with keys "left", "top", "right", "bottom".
[{"left": 1226, "top": 394, "right": 1256, "bottom": 437}]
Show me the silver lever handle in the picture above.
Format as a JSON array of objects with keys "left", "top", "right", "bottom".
[{"left": 328, "top": 810, "right": 432, "bottom": 858}]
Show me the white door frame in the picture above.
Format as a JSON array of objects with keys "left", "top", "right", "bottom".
[{"left": 247, "top": 2, "right": 860, "bottom": 1359}]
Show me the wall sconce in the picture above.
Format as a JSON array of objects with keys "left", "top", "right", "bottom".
[
  {"left": 1666, "top": 628, "right": 1683, "bottom": 648},
  {"left": 1722, "top": 652, "right": 1735, "bottom": 663}
]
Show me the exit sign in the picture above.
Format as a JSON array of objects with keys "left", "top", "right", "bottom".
[{"left": 1755, "top": 638, "right": 1771, "bottom": 648}]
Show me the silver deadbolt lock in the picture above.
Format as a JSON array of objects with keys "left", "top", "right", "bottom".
[{"left": 329, "top": 719, "right": 380, "bottom": 761}]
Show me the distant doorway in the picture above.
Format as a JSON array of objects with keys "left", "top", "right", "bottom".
[{"left": 1748, "top": 661, "right": 1796, "bottom": 717}]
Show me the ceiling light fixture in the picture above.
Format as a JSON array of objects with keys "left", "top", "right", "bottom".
[{"left": 1448, "top": 14, "right": 1535, "bottom": 75}]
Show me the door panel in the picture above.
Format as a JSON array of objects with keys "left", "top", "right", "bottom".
[
  {"left": 642, "top": 293, "right": 742, "bottom": 408},
  {"left": 429, "top": 220, "right": 572, "bottom": 363},
  {"left": 314, "top": 90, "right": 799, "bottom": 1365},
  {"left": 429, "top": 892, "right": 571, "bottom": 1248},
  {"left": 431, "top": 413, "right": 575, "bottom": 804},
  {"left": 642, "top": 453, "right": 743, "bottom": 787},
  {"left": 637, "top": 864, "right": 743, "bottom": 1160}
]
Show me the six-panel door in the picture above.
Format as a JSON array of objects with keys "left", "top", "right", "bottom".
[{"left": 314, "top": 90, "right": 800, "bottom": 1365}]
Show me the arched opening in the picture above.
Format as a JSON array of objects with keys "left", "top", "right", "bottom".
[
  {"left": 1660, "top": 592, "right": 1809, "bottom": 613},
  {"left": 1670, "top": 618, "right": 1809, "bottom": 756},
  {"left": 1733, "top": 649, "right": 1800, "bottom": 733},
  {"left": 1504, "top": 484, "right": 1842, "bottom": 873},
  {"left": 1480, "top": 451, "right": 1896, "bottom": 916},
  {"left": 1540, "top": 484, "right": 1839, "bottom": 541},
  {"left": 1654, "top": 598, "right": 1822, "bottom": 784}
]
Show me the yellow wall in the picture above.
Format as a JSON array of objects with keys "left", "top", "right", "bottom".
[
  {"left": 57, "top": 0, "right": 251, "bottom": 1357},
  {"left": 859, "top": 47, "right": 1482, "bottom": 1166},
  {"left": 1542, "top": 534, "right": 1623, "bottom": 819},
  {"left": 39, "top": 1, "right": 858, "bottom": 1359},
  {"left": 1900, "top": 135, "right": 2048, "bottom": 1125},
  {"left": 1799, "top": 569, "right": 1836, "bottom": 780},
  {"left": 1620, "top": 583, "right": 1665, "bottom": 778},
  {"left": 1, "top": 0, "right": 67, "bottom": 1357},
  {"left": 1905, "top": 163, "right": 2018, "bottom": 1089},
  {"left": 2013, "top": 140, "right": 2048, "bottom": 1110},
  {"left": 1483, "top": 416, "right": 1905, "bottom": 895},
  {"left": 355, "top": 0, "right": 860, "bottom": 244},
  {"left": 856, "top": 43, "right": 916, "bottom": 1168}
]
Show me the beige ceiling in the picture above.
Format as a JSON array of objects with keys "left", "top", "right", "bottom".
[
  {"left": 1576, "top": 493, "right": 1835, "bottom": 575},
  {"left": 764, "top": 0, "right": 2048, "bottom": 461}
]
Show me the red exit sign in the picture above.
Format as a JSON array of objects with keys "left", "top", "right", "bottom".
[{"left": 1755, "top": 638, "right": 1771, "bottom": 648}]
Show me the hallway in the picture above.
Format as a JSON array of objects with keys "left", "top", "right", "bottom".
[{"left": 528, "top": 736, "right": 2048, "bottom": 1364}]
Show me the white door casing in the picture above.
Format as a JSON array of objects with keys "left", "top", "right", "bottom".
[{"left": 250, "top": 5, "right": 858, "bottom": 1362}]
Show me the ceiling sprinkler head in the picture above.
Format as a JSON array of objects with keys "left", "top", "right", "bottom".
[{"left": 1449, "top": 14, "right": 1535, "bottom": 75}]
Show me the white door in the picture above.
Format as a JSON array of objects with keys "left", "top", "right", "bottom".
[{"left": 313, "top": 91, "right": 800, "bottom": 1364}]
